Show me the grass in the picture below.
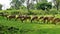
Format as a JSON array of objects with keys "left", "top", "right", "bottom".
[{"left": 0, "top": 16, "right": 60, "bottom": 34}]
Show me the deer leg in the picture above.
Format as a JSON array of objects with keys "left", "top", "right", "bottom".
[
  {"left": 9, "top": 18, "right": 12, "bottom": 20},
  {"left": 31, "top": 20, "right": 32, "bottom": 23},
  {"left": 53, "top": 22, "right": 56, "bottom": 25},
  {"left": 15, "top": 18, "right": 17, "bottom": 21},
  {"left": 21, "top": 18, "right": 25, "bottom": 23},
  {"left": 7, "top": 18, "right": 10, "bottom": 20},
  {"left": 43, "top": 20, "right": 46, "bottom": 24},
  {"left": 37, "top": 19, "right": 39, "bottom": 21},
  {"left": 7, "top": 17, "right": 8, "bottom": 20},
  {"left": 47, "top": 20, "right": 49, "bottom": 24},
  {"left": 52, "top": 21, "right": 56, "bottom": 25},
  {"left": 20, "top": 19, "right": 23, "bottom": 23}
]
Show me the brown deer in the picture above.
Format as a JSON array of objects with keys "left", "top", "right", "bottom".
[
  {"left": 52, "top": 18, "right": 60, "bottom": 25},
  {"left": 46, "top": 16, "right": 55, "bottom": 24},
  {"left": 16, "top": 15, "right": 31, "bottom": 22},
  {"left": 39, "top": 16, "right": 55, "bottom": 24},
  {"left": 39, "top": 16, "right": 44, "bottom": 19},
  {"left": 39, "top": 16, "right": 44, "bottom": 23},
  {"left": 31, "top": 16, "right": 38, "bottom": 22},
  {"left": 24, "top": 15, "right": 31, "bottom": 21},
  {"left": 15, "top": 15, "right": 25, "bottom": 22},
  {"left": 7, "top": 15, "right": 16, "bottom": 20}
]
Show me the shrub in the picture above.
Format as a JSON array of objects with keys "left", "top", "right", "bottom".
[
  {"left": 36, "top": 2, "right": 52, "bottom": 10},
  {"left": 49, "top": 9, "right": 58, "bottom": 15},
  {"left": 30, "top": 10, "right": 46, "bottom": 15}
]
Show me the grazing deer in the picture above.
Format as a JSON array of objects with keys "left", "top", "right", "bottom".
[
  {"left": 42, "top": 16, "right": 49, "bottom": 23},
  {"left": 39, "top": 16, "right": 44, "bottom": 19},
  {"left": 52, "top": 18, "right": 60, "bottom": 25},
  {"left": 7, "top": 15, "right": 16, "bottom": 20},
  {"left": 39, "top": 16, "right": 55, "bottom": 24},
  {"left": 31, "top": 16, "right": 38, "bottom": 22},
  {"left": 39, "top": 16, "right": 44, "bottom": 23},
  {"left": 24, "top": 15, "right": 31, "bottom": 21},
  {"left": 46, "top": 17, "right": 55, "bottom": 24},
  {"left": 46, "top": 15, "right": 55, "bottom": 24},
  {"left": 15, "top": 15, "right": 25, "bottom": 22},
  {"left": 16, "top": 15, "right": 31, "bottom": 22}
]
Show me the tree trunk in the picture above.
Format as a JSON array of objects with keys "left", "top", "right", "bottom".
[
  {"left": 56, "top": 3, "right": 59, "bottom": 10},
  {"left": 56, "top": 5, "right": 59, "bottom": 10},
  {"left": 27, "top": 0, "right": 31, "bottom": 14},
  {"left": 36, "top": 0, "right": 38, "bottom": 4}
]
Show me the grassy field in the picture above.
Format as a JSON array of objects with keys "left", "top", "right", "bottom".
[{"left": 0, "top": 16, "right": 60, "bottom": 34}]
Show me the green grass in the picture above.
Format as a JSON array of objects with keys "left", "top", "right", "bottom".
[{"left": 0, "top": 16, "right": 60, "bottom": 34}]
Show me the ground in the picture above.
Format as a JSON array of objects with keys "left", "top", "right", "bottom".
[{"left": 0, "top": 16, "right": 60, "bottom": 34}]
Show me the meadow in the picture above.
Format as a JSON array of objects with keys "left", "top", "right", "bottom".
[
  {"left": 0, "top": 15, "right": 60, "bottom": 34},
  {"left": 0, "top": 0, "right": 60, "bottom": 34}
]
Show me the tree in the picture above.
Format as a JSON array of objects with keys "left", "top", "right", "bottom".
[
  {"left": 10, "top": 0, "right": 25, "bottom": 10},
  {"left": 26, "top": 0, "right": 35, "bottom": 14},
  {"left": 36, "top": 2, "right": 52, "bottom": 10},
  {"left": 26, "top": 0, "right": 30, "bottom": 12},
  {"left": 35, "top": 0, "right": 47, "bottom": 3},
  {"left": 55, "top": 0, "right": 60, "bottom": 10},
  {"left": 52, "top": 0, "right": 60, "bottom": 10},
  {"left": 29, "top": 0, "right": 36, "bottom": 9},
  {"left": 0, "top": 4, "right": 2, "bottom": 10}
]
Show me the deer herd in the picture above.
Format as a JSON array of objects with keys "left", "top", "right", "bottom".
[{"left": 0, "top": 12, "right": 60, "bottom": 25}]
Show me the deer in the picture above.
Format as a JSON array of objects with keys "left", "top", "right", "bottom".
[
  {"left": 39, "top": 16, "right": 44, "bottom": 23},
  {"left": 31, "top": 16, "right": 39, "bottom": 22},
  {"left": 7, "top": 15, "right": 16, "bottom": 20},
  {"left": 15, "top": 15, "right": 25, "bottom": 22},
  {"left": 39, "top": 16, "right": 55, "bottom": 24},
  {"left": 24, "top": 15, "right": 31, "bottom": 21},
  {"left": 16, "top": 15, "right": 31, "bottom": 22},
  {"left": 52, "top": 18, "right": 60, "bottom": 25}
]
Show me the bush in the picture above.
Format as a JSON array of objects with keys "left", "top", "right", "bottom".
[
  {"left": 36, "top": 2, "right": 52, "bottom": 10},
  {"left": 0, "top": 10, "right": 29, "bottom": 15},
  {"left": 49, "top": 9, "right": 58, "bottom": 15},
  {"left": 30, "top": 10, "right": 46, "bottom": 15},
  {"left": 0, "top": 9, "right": 59, "bottom": 15},
  {"left": 58, "top": 9, "right": 60, "bottom": 14}
]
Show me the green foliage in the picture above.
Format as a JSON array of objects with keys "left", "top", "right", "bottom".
[
  {"left": 10, "top": 0, "right": 25, "bottom": 10},
  {"left": 30, "top": 10, "right": 45, "bottom": 15},
  {"left": 36, "top": 0, "right": 47, "bottom": 3},
  {"left": 53, "top": 0, "right": 60, "bottom": 10},
  {"left": 0, "top": 7, "right": 60, "bottom": 15},
  {"left": 0, "top": 16, "right": 60, "bottom": 34},
  {"left": 49, "top": 9, "right": 58, "bottom": 15},
  {"left": 41, "top": 0, "right": 47, "bottom": 2},
  {"left": 0, "top": 9, "right": 59, "bottom": 15},
  {"left": 36, "top": 2, "right": 52, "bottom": 10},
  {"left": 0, "top": 25, "right": 20, "bottom": 34},
  {"left": 20, "top": 6, "right": 27, "bottom": 9},
  {"left": 0, "top": 4, "right": 2, "bottom": 10},
  {"left": 1, "top": 9, "right": 28, "bottom": 15}
]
